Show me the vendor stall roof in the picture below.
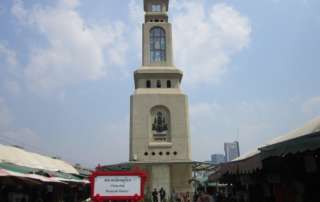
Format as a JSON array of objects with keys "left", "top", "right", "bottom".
[
  {"left": 219, "top": 150, "right": 262, "bottom": 176},
  {"left": 99, "top": 161, "right": 213, "bottom": 172},
  {"left": 0, "top": 144, "right": 78, "bottom": 174},
  {"left": 231, "top": 150, "right": 260, "bottom": 162},
  {"left": 209, "top": 117, "right": 320, "bottom": 181},
  {"left": 0, "top": 162, "right": 88, "bottom": 184},
  {"left": 261, "top": 117, "right": 320, "bottom": 148},
  {"left": 0, "top": 166, "right": 64, "bottom": 184},
  {"left": 229, "top": 116, "right": 320, "bottom": 163},
  {"left": 259, "top": 117, "right": 320, "bottom": 158}
]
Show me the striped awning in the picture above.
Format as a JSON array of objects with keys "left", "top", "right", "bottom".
[{"left": 0, "top": 163, "right": 88, "bottom": 184}]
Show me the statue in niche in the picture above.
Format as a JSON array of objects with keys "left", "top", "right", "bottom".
[{"left": 152, "top": 111, "right": 168, "bottom": 133}]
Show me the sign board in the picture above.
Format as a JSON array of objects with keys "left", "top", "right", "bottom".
[
  {"left": 90, "top": 170, "right": 147, "bottom": 202},
  {"left": 94, "top": 176, "right": 141, "bottom": 196}
]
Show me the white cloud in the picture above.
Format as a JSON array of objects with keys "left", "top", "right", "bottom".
[
  {"left": 0, "top": 43, "right": 21, "bottom": 95},
  {"left": 128, "top": 0, "right": 251, "bottom": 84},
  {"left": 11, "top": 0, "right": 27, "bottom": 22},
  {"left": 2, "top": 128, "right": 41, "bottom": 150},
  {"left": 129, "top": 0, "right": 143, "bottom": 61},
  {"left": 0, "top": 98, "right": 12, "bottom": 128},
  {"left": 171, "top": 1, "right": 251, "bottom": 84},
  {"left": 58, "top": 0, "right": 79, "bottom": 9},
  {"left": 4, "top": 80, "right": 21, "bottom": 95},
  {"left": 0, "top": 97, "right": 41, "bottom": 150},
  {"left": 189, "top": 102, "right": 266, "bottom": 160},
  {"left": 0, "top": 42, "right": 18, "bottom": 67},
  {"left": 189, "top": 100, "right": 309, "bottom": 161},
  {"left": 55, "top": 116, "right": 130, "bottom": 167},
  {"left": 0, "top": 3, "right": 4, "bottom": 16},
  {"left": 303, "top": 96, "right": 320, "bottom": 116},
  {"left": 91, "top": 116, "right": 129, "bottom": 165},
  {"left": 8, "top": 0, "right": 250, "bottom": 92},
  {"left": 11, "top": 0, "right": 128, "bottom": 93}
]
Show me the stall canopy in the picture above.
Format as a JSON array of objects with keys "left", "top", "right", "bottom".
[
  {"left": 225, "top": 150, "right": 262, "bottom": 174},
  {"left": 0, "top": 144, "right": 78, "bottom": 174},
  {"left": 0, "top": 163, "right": 64, "bottom": 183},
  {"left": 259, "top": 117, "right": 320, "bottom": 159},
  {"left": 208, "top": 150, "right": 262, "bottom": 182},
  {"left": 209, "top": 117, "right": 320, "bottom": 181},
  {"left": 0, "top": 144, "right": 89, "bottom": 184}
]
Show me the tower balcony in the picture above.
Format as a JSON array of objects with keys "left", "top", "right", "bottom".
[{"left": 145, "top": 12, "right": 168, "bottom": 23}]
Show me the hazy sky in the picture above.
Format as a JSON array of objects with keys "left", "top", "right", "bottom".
[{"left": 0, "top": 0, "right": 319, "bottom": 167}]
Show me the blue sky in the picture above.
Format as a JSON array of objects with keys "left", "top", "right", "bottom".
[{"left": 0, "top": 0, "right": 319, "bottom": 167}]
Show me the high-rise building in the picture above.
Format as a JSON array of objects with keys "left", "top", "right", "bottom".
[
  {"left": 211, "top": 154, "right": 225, "bottom": 164},
  {"left": 224, "top": 141, "right": 240, "bottom": 162},
  {"left": 129, "top": 0, "right": 192, "bottom": 197}
]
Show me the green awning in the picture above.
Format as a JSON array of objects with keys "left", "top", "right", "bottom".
[
  {"left": 99, "top": 163, "right": 133, "bottom": 171},
  {"left": 0, "top": 162, "right": 87, "bottom": 183},
  {"left": 0, "top": 162, "right": 36, "bottom": 174},
  {"left": 48, "top": 170, "right": 82, "bottom": 180}
]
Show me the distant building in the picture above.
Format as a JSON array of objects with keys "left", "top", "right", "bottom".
[
  {"left": 211, "top": 154, "right": 225, "bottom": 164},
  {"left": 224, "top": 141, "right": 240, "bottom": 162}
]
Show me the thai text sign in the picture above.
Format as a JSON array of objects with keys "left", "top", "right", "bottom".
[
  {"left": 90, "top": 169, "right": 147, "bottom": 202},
  {"left": 94, "top": 176, "right": 141, "bottom": 196}
]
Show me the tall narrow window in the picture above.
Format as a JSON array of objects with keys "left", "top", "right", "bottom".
[
  {"left": 150, "top": 27, "right": 166, "bottom": 63},
  {"left": 146, "top": 80, "right": 151, "bottom": 88},
  {"left": 157, "top": 80, "right": 161, "bottom": 88},
  {"left": 167, "top": 80, "right": 171, "bottom": 88}
]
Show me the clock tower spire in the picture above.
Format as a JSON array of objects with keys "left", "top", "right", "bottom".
[{"left": 142, "top": 0, "right": 173, "bottom": 66}]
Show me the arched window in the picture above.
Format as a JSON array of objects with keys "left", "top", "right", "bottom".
[
  {"left": 167, "top": 80, "right": 171, "bottom": 88},
  {"left": 146, "top": 80, "right": 151, "bottom": 88},
  {"left": 150, "top": 27, "right": 166, "bottom": 63},
  {"left": 157, "top": 80, "right": 161, "bottom": 88}
]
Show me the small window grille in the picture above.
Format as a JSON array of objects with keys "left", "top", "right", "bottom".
[
  {"left": 167, "top": 80, "right": 171, "bottom": 88},
  {"left": 157, "top": 80, "right": 161, "bottom": 88},
  {"left": 151, "top": 4, "right": 161, "bottom": 12},
  {"left": 146, "top": 80, "right": 151, "bottom": 88}
]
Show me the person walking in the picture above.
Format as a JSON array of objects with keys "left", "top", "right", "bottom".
[
  {"left": 171, "top": 189, "right": 177, "bottom": 202},
  {"left": 152, "top": 188, "right": 159, "bottom": 202},
  {"left": 160, "top": 187, "right": 166, "bottom": 202},
  {"left": 196, "top": 187, "right": 213, "bottom": 202},
  {"left": 186, "top": 192, "right": 191, "bottom": 202}
]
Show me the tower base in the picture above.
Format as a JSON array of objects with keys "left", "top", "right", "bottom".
[{"left": 134, "top": 162, "right": 192, "bottom": 201}]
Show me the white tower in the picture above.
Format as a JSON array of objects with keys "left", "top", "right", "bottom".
[{"left": 130, "top": 0, "right": 192, "bottom": 197}]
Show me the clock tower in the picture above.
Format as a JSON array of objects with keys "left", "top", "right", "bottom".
[{"left": 130, "top": 0, "right": 192, "bottom": 197}]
